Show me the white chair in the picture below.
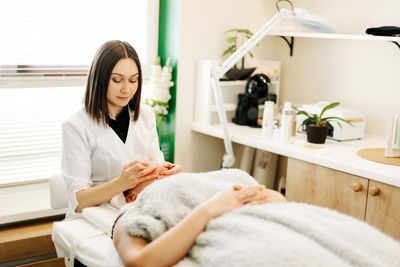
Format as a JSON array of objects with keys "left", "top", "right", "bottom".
[{"left": 49, "top": 174, "right": 69, "bottom": 209}]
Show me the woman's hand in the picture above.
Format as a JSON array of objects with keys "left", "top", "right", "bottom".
[
  {"left": 201, "top": 186, "right": 262, "bottom": 220},
  {"left": 233, "top": 185, "right": 287, "bottom": 205},
  {"left": 159, "top": 162, "right": 182, "bottom": 177},
  {"left": 118, "top": 159, "right": 159, "bottom": 191}
]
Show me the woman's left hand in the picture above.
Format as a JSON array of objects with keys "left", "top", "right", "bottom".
[
  {"left": 233, "top": 185, "right": 286, "bottom": 205},
  {"left": 159, "top": 162, "right": 182, "bottom": 177}
]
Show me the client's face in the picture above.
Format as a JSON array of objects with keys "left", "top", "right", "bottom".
[{"left": 125, "top": 179, "right": 157, "bottom": 203}]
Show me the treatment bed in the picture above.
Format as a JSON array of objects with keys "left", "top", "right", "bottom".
[
  {"left": 51, "top": 205, "right": 123, "bottom": 267},
  {"left": 50, "top": 171, "right": 400, "bottom": 267}
]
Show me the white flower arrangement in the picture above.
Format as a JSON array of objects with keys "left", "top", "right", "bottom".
[{"left": 144, "top": 57, "right": 174, "bottom": 124}]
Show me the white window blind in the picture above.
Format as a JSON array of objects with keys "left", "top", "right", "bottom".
[
  {"left": 0, "top": 86, "right": 84, "bottom": 186},
  {"left": 0, "top": 0, "right": 159, "bottom": 77},
  {"left": 0, "top": 0, "right": 159, "bottom": 186}
]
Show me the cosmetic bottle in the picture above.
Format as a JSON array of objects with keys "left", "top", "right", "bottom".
[
  {"left": 291, "top": 109, "right": 297, "bottom": 137},
  {"left": 262, "top": 101, "right": 274, "bottom": 137},
  {"left": 280, "top": 102, "right": 292, "bottom": 143}
]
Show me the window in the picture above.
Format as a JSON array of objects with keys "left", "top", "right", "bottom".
[{"left": 0, "top": 0, "right": 159, "bottom": 186}]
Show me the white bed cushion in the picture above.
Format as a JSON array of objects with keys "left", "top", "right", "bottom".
[
  {"left": 52, "top": 218, "right": 123, "bottom": 267},
  {"left": 82, "top": 204, "right": 120, "bottom": 236}
]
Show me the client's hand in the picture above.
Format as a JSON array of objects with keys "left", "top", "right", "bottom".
[
  {"left": 118, "top": 159, "right": 159, "bottom": 191},
  {"left": 159, "top": 161, "right": 182, "bottom": 177},
  {"left": 233, "top": 185, "right": 286, "bottom": 205},
  {"left": 201, "top": 186, "right": 261, "bottom": 220}
]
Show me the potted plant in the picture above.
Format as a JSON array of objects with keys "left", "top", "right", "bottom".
[
  {"left": 222, "top": 28, "right": 256, "bottom": 80},
  {"left": 295, "top": 102, "right": 352, "bottom": 144}
]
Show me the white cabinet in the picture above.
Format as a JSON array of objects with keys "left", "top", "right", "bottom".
[{"left": 194, "top": 59, "right": 281, "bottom": 125}]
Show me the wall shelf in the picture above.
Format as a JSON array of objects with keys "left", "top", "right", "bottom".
[
  {"left": 219, "top": 80, "right": 247, "bottom": 86},
  {"left": 210, "top": 103, "right": 237, "bottom": 112},
  {"left": 269, "top": 32, "right": 400, "bottom": 42},
  {"left": 268, "top": 32, "right": 400, "bottom": 56}
]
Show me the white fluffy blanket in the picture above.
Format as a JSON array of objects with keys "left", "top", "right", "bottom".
[{"left": 121, "top": 169, "right": 400, "bottom": 267}]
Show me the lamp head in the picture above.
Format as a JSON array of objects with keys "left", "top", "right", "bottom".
[
  {"left": 278, "top": 8, "right": 292, "bottom": 19},
  {"left": 276, "top": 0, "right": 335, "bottom": 34},
  {"left": 292, "top": 8, "right": 335, "bottom": 33}
]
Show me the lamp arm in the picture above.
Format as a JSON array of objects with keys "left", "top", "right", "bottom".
[
  {"left": 210, "top": 11, "right": 284, "bottom": 168},
  {"left": 210, "top": 76, "right": 235, "bottom": 168}
]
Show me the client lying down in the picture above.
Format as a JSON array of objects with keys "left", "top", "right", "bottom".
[{"left": 113, "top": 169, "right": 400, "bottom": 267}]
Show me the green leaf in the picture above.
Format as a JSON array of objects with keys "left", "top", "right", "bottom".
[
  {"left": 222, "top": 45, "right": 236, "bottom": 57},
  {"left": 319, "top": 102, "right": 340, "bottom": 119},
  {"left": 295, "top": 109, "right": 313, "bottom": 119},
  {"left": 226, "top": 36, "right": 236, "bottom": 44},
  {"left": 225, "top": 28, "right": 253, "bottom": 35},
  {"left": 312, "top": 114, "right": 321, "bottom": 126},
  {"left": 238, "top": 29, "right": 253, "bottom": 35}
]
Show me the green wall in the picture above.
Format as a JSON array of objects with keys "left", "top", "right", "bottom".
[{"left": 158, "top": 0, "right": 180, "bottom": 162}]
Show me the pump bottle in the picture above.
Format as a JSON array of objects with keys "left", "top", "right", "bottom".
[{"left": 262, "top": 101, "right": 274, "bottom": 137}]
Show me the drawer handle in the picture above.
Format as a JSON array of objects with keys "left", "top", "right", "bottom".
[
  {"left": 369, "top": 187, "right": 380, "bottom": 196},
  {"left": 352, "top": 183, "right": 362, "bottom": 192}
]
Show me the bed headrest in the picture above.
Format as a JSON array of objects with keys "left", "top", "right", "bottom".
[
  {"left": 82, "top": 205, "right": 120, "bottom": 236},
  {"left": 49, "top": 173, "right": 69, "bottom": 209}
]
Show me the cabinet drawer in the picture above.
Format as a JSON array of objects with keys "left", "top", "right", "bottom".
[
  {"left": 365, "top": 181, "right": 400, "bottom": 240},
  {"left": 286, "top": 158, "right": 368, "bottom": 220}
]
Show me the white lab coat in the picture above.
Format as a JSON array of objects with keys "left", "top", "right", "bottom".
[{"left": 61, "top": 104, "right": 164, "bottom": 219}]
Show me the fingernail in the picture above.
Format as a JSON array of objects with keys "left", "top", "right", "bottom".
[
  {"left": 259, "top": 185, "right": 266, "bottom": 189},
  {"left": 238, "top": 194, "right": 243, "bottom": 200}
]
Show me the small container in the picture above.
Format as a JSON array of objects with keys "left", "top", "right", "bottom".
[
  {"left": 291, "top": 110, "right": 297, "bottom": 137},
  {"left": 280, "top": 102, "right": 292, "bottom": 143},
  {"left": 262, "top": 101, "right": 275, "bottom": 137}
]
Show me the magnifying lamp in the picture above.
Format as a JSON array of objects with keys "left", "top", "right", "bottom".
[
  {"left": 276, "top": 0, "right": 335, "bottom": 33},
  {"left": 211, "top": 0, "right": 335, "bottom": 168}
]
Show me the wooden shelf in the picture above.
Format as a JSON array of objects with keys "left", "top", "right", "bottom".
[
  {"left": 269, "top": 32, "right": 400, "bottom": 42},
  {"left": 210, "top": 104, "right": 237, "bottom": 112},
  {"left": 219, "top": 80, "right": 247, "bottom": 86}
]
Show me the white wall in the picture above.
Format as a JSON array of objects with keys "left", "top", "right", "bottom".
[{"left": 175, "top": 0, "right": 400, "bottom": 172}]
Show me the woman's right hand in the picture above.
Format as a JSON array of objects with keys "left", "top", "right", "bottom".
[
  {"left": 117, "top": 159, "right": 161, "bottom": 191},
  {"left": 201, "top": 186, "right": 261, "bottom": 220}
]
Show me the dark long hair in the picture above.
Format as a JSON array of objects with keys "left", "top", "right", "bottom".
[{"left": 84, "top": 40, "right": 142, "bottom": 125}]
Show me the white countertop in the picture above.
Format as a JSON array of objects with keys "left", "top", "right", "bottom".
[{"left": 192, "top": 122, "right": 400, "bottom": 187}]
